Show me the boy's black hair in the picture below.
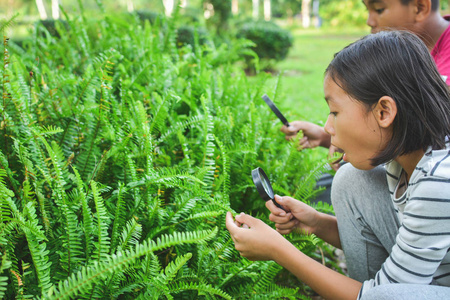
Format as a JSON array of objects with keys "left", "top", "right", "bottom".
[
  {"left": 326, "top": 30, "right": 450, "bottom": 166},
  {"left": 401, "top": 0, "right": 439, "bottom": 11}
]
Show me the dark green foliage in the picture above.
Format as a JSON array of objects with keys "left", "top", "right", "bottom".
[
  {"left": 237, "top": 20, "right": 293, "bottom": 71},
  {"left": 205, "top": 0, "right": 232, "bottom": 31},
  {"left": 176, "top": 25, "right": 209, "bottom": 50},
  {"left": 37, "top": 19, "right": 70, "bottom": 38},
  {"left": 135, "top": 9, "right": 162, "bottom": 25},
  {"left": 0, "top": 7, "right": 331, "bottom": 299}
]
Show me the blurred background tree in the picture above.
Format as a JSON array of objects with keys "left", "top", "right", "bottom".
[{"left": 2, "top": 0, "right": 450, "bottom": 27}]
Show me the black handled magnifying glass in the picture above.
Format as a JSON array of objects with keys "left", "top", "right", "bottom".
[
  {"left": 251, "top": 167, "right": 285, "bottom": 211},
  {"left": 262, "top": 94, "right": 290, "bottom": 127}
]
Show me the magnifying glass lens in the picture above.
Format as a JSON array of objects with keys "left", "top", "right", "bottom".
[
  {"left": 260, "top": 170, "right": 273, "bottom": 197},
  {"left": 252, "top": 167, "right": 284, "bottom": 211}
]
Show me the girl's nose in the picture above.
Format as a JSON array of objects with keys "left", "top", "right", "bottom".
[{"left": 324, "top": 115, "right": 335, "bottom": 136}]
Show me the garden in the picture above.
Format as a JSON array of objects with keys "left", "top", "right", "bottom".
[{"left": 1, "top": 1, "right": 368, "bottom": 299}]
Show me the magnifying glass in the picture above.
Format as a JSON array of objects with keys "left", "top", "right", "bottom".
[{"left": 251, "top": 167, "right": 285, "bottom": 211}]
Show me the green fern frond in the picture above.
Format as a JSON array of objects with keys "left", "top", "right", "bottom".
[
  {"left": 19, "top": 202, "right": 53, "bottom": 295},
  {"left": 160, "top": 252, "right": 192, "bottom": 285},
  {"left": 202, "top": 111, "right": 216, "bottom": 196},
  {"left": 36, "top": 125, "right": 65, "bottom": 137},
  {"left": 73, "top": 167, "right": 95, "bottom": 264},
  {"left": 91, "top": 181, "right": 111, "bottom": 263},
  {"left": 109, "top": 267, "right": 144, "bottom": 298},
  {"left": 290, "top": 233, "right": 322, "bottom": 247},
  {"left": 247, "top": 283, "right": 299, "bottom": 300},
  {"left": 125, "top": 155, "right": 144, "bottom": 213},
  {"left": 5, "top": 197, "right": 46, "bottom": 242},
  {"left": 176, "top": 211, "right": 223, "bottom": 226},
  {"left": 0, "top": 150, "right": 19, "bottom": 198},
  {"left": 157, "top": 115, "right": 203, "bottom": 144},
  {"left": 141, "top": 252, "right": 161, "bottom": 279},
  {"left": 252, "top": 261, "right": 283, "bottom": 291},
  {"left": 166, "top": 195, "right": 196, "bottom": 225},
  {"left": 49, "top": 227, "right": 218, "bottom": 299},
  {"left": 0, "top": 273, "right": 9, "bottom": 299},
  {"left": 110, "top": 183, "right": 128, "bottom": 253},
  {"left": 218, "top": 259, "right": 257, "bottom": 288},
  {"left": 58, "top": 206, "right": 84, "bottom": 277},
  {"left": 0, "top": 13, "right": 19, "bottom": 33},
  {"left": 149, "top": 92, "right": 170, "bottom": 135},
  {"left": 293, "top": 161, "right": 330, "bottom": 202},
  {"left": 213, "top": 134, "right": 230, "bottom": 202},
  {"left": 34, "top": 132, "right": 67, "bottom": 189},
  {"left": 312, "top": 200, "right": 335, "bottom": 215},
  {"left": 0, "top": 168, "right": 14, "bottom": 223},
  {"left": 128, "top": 167, "right": 206, "bottom": 191},
  {"left": 167, "top": 281, "right": 232, "bottom": 300},
  {"left": 117, "top": 219, "right": 142, "bottom": 252}
]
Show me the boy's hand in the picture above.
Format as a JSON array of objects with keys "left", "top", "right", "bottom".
[{"left": 281, "top": 121, "right": 331, "bottom": 149}]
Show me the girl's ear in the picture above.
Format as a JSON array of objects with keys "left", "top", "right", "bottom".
[{"left": 374, "top": 96, "right": 397, "bottom": 128}]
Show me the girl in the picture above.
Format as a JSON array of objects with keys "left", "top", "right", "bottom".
[{"left": 226, "top": 31, "right": 450, "bottom": 300}]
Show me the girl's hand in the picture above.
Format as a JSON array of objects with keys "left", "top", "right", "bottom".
[
  {"left": 266, "top": 195, "right": 320, "bottom": 235},
  {"left": 225, "top": 212, "right": 285, "bottom": 261}
]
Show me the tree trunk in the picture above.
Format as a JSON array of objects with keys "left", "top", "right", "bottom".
[
  {"left": 263, "top": 0, "right": 271, "bottom": 21},
  {"left": 163, "top": 0, "right": 175, "bottom": 16},
  {"left": 232, "top": 0, "right": 238, "bottom": 15},
  {"left": 127, "top": 0, "right": 134, "bottom": 12},
  {"left": 252, "top": 0, "right": 259, "bottom": 19},
  {"left": 52, "top": 0, "right": 60, "bottom": 19},
  {"left": 302, "top": 0, "right": 311, "bottom": 28},
  {"left": 36, "top": 0, "right": 48, "bottom": 20}
]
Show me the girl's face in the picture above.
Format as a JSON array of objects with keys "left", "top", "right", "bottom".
[{"left": 323, "top": 75, "right": 389, "bottom": 170}]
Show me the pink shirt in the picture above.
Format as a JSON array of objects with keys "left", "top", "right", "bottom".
[{"left": 431, "top": 15, "right": 450, "bottom": 85}]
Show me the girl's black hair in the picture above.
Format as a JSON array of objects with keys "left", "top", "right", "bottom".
[{"left": 326, "top": 30, "right": 450, "bottom": 166}]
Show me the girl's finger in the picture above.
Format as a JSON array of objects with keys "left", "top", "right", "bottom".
[
  {"left": 269, "top": 212, "right": 292, "bottom": 223},
  {"left": 275, "top": 219, "right": 298, "bottom": 230}
]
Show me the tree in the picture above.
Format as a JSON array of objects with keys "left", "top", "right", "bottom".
[
  {"left": 232, "top": 0, "right": 238, "bottom": 15},
  {"left": 252, "top": 0, "right": 259, "bottom": 19},
  {"left": 302, "top": 0, "right": 311, "bottom": 27},
  {"left": 35, "top": 0, "right": 48, "bottom": 19},
  {"left": 52, "top": 0, "right": 60, "bottom": 19},
  {"left": 162, "top": 0, "right": 175, "bottom": 16},
  {"left": 264, "top": 0, "right": 271, "bottom": 21}
]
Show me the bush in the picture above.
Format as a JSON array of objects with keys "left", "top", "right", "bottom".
[
  {"left": 176, "top": 25, "right": 209, "bottom": 49},
  {"left": 135, "top": 9, "right": 162, "bottom": 24},
  {"left": 37, "top": 19, "right": 70, "bottom": 38},
  {"left": 237, "top": 20, "right": 293, "bottom": 71}
]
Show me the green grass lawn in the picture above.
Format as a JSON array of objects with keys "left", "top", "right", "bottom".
[{"left": 268, "top": 27, "right": 367, "bottom": 126}]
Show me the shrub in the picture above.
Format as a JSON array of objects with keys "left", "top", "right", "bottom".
[
  {"left": 237, "top": 20, "right": 293, "bottom": 71},
  {"left": 135, "top": 9, "right": 162, "bottom": 24},
  {"left": 176, "top": 25, "right": 209, "bottom": 49},
  {"left": 37, "top": 19, "right": 70, "bottom": 38}
]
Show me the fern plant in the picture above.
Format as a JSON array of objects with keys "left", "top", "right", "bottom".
[{"left": 1, "top": 5, "right": 333, "bottom": 298}]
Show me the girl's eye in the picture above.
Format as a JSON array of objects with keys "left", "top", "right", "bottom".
[
  {"left": 329, "top": 112, "right": 337, "bottom": 116},
  {"left": 375, "top": 8, "right": 385, "bottom": 14}
]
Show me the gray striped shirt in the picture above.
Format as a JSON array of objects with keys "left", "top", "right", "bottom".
[{"left": 359, "top": 146, "right": 450, "bottom": 299}]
